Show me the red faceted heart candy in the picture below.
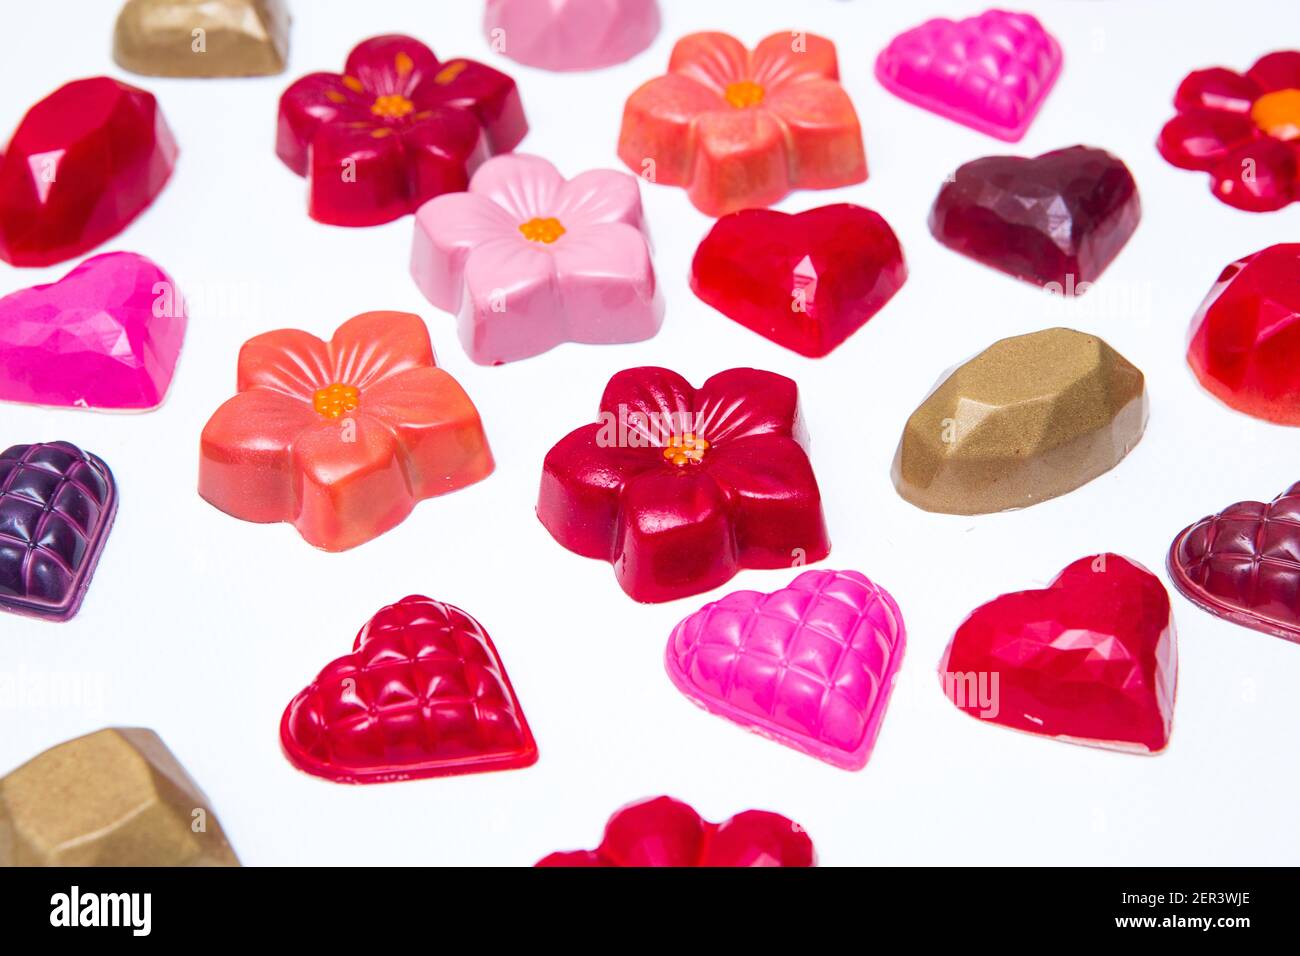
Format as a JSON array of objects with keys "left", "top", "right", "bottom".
[
  {"left": 535, "top": 796, "right": 814, "bottom": 867},
  {"left": 280, "top": 596, "right": 537, "bottom": 783},
  {"left": 690, "top": 204, "right": 906, "bottom": 357},
  {"left": 940, "top": 555, "right": 1177, "bottom": 754},
  {"left": 0, "top": 77, "right": 176, "bottom": 267},
  {"left": 1169, "top": 482, "right": 1300, "bottom": 643},
  {"left": 929, "top": 145, "right": 1140, "bottom": 294},
  {"left": 1186, "top": 244, "right": 1300, "bottom": 425}
]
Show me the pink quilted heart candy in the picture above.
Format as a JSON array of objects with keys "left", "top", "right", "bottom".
[
  {"left": 875, "top": 9, "right": 1062, "bottom": 142},
  {"left": 665, "top": 570, "right": 905, "bottom": 771}
]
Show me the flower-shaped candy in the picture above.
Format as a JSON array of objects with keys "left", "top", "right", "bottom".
[
  {"left": 537, "top": 367, "right": 830, "bottom": 603},
  {"left": 1158, "top": 51, "right": 1300, "bottom": 211},
  {"left": 412, "top": 154, "right": 662, "bottom": 365},
  {"left": 618, "top": 31, "right": 866, "bottom": 216},
  {"left": 199, "top": 311, "right": 493, "bottom": 551},
  {"left": 276, "top": 35, "right": 527, "bottom": 226}
]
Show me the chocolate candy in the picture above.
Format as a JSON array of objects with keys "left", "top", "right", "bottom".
[
  {"left": 113, "top": 0, "right": 290, "bottom": 78},
  {"left": 892, "top": 328, "right": 1146, "bottom": 515},
  {"left": 483, "top": 0, "right": 660, "bottom": 72},
  {"left": 0, "top": 728, "right": 239, "bottom": 865}
]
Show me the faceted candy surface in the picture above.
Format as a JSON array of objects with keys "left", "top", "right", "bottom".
[
  {"left": 113, "top": 0, "right": 290, "bottom": 77},
  {"left": 929, "top": 145, "right": 1140, "bottom": 293},
  {"left": 689, "top": 204, "right": 906, "bottom": 357},
  {"left": 1186, "top": 244, "right": 1300, "bottom": 424},
  {"left": 666, "top": 570, "right": 905, "bottom": 770},
  {"left": 0, "top": 77, "right": 177, "bottom": 267},
  {"left": 281, "top": 596, "right": 537, "bottom": 783},
  {"left": 892, "top": 328, "right": 1147, "bottom": 515},
  {"left": 1169, "top": 482, "right": 1300, "bottom": 643},
  {"left": 0, "top": 252, "right": 186, "bottom": 410},
  {"left": 535, "top": 796, "right": 814, "bottom": 867},
  {"left": 875, "top": 9, "right": 1062, "bottom": 141},
  {"left": 0, "top": 727, "right": 239, "bottom": 866},
  {"left": 940, "top": 554, "right": 1177, "bottom": 754},
  {"left": 0, "top": 442, "right": 117, "bottom": 622},
  {"left": 483, "top": 0, "right": 660, "bottom": 72}
]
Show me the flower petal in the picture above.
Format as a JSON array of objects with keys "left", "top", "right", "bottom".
[
  {"left": 552, "top": 222, "right": 662, "bottom": 344},
  {"left": 598, "top": 367, "right": 696, "bottom": 438},
  {"left": 1173, "top": 67, "right": 1259, "bottom": 114},
  {"left": 617, "top": 73, "right": 722, "bottom": 186},
  {"left": 667, "top": 32, "right": 750, "bottom": 93},
  {"left": 411, "top": 190, "right": 518, "bottom": 312},
  {"left": 694, "top": 368, "right": 801, "bottom": 444},
  {"left": 458, "top": 236, "right": 563, "bottom": 364},
  {"left": 467, "top": 154, "right": 567, "bottom": 221},
  {"left": 276, "top": 72, "right": 372, "bottom": 175},
  {"left": 328, "top": 311, "right": 436, "bottom": 389},
  {"left": 1157, "top": 110, "right": 1255, "bottom": 170},
  {"left": 688, "top": 108, "right": 790, "bottom": 215},
  {"left": 400, "top": 105, "right": 491, "bottom": 207},
  {"left": 751, "top": 32, "right": 840, "bottom": 87},
  {"left": 761, "top": 79, "right": 866, "bottom": 189},
  {"left": 237, "top": 329, "right": 332, "bottom": 399},
  {"left": 1210, "top": 138, "right": 1298, "bottom": 211},
  {"left": 1246, "top": 51, "right": 1300, "bottom": 94},
  {"left": 344, "top": 35, "right": 440, "bottom": 97},
  {"left": 416, "top": 58, "right": 528, "bottom": 152},
  {"left": 552, "top": 169, "right": 647, "bottom": 231},
  {"left": 307, "top": 120, "right": 413, "bottom": 226}
]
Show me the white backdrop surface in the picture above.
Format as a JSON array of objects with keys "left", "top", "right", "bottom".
[{"left": 1, "top": 0, "right": 1298, "bottom": 866}]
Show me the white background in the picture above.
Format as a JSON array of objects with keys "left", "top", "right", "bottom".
[{"left": 1, "top": 0, "right": 1298, "bottom": 866}]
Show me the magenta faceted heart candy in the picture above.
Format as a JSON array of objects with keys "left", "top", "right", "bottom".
[
  {"left": 666, "top": 570, "right": 905, "bottom": 770},
  {"left": 0, "top": 252, "right": 185, "bottom": 411},
  {"left": 690, "top": 204, "right": 906, "bottom": 357},
  {"left": 930, "top": 145, "right": 1140, "bottom": 294}
]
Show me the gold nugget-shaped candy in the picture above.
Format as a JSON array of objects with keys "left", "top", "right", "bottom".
[
  {"left": 113, "top": 0, "right": 289, "bottom": 78},
  {"left": 892, "top": 327, "right": 1147, "bottom": 515}
]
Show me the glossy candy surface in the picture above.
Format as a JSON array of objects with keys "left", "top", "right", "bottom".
[
  {"left": 940, "top": 555, "right": 1176, "bottom": 754},
  {"left": 483, "top": 0, "right": 660, "bottom": 72},
  {"left": 276, "top": 35, "right": 527, "bottom": 226},
  {"left": 1169, "top": 482, "right": 1300, "bottom": 643},
  {"left": 618, "top": 31, "right": 866, "bottom": 216},
  {"left": 198, "top": 311, "right": 493, "bottom": 552},
  {"left": 0, "top": 442, "right": 117, "bottom": 622},
  {"left": 113, "top": 0, "right": 290, "bottom": 77},
  {"left": 875, "top": 9, "right": 1061, "bottom": 141},
  {"left": 666, "top": 570, "right": 905, "bottom": 770},
  {"left": 536, "top": 795, "right": 814, "bottom": 867},
  {"left": 412, "top": 154, "right": 662, "bottom": 365},
  {"left": 0, "top": 252, "right": 186, "bottom": 411},
  {"left": 1186, "top": 244, "right": 1300, "bottom": 424},
  {"left": 929, "top": 145, "right": 1140, "bottom": 293},
  {"left": 0, "top": 77, "right": 176, "bottom": 267},
  {"left": 537, "top": 367, "right": 830, "bottom": 603},
  {"left": 281, "top": 595, "right": 537, "bottom": 783},
  {"left": 690, "top": 203, "right": 905, "bottom": 357}
]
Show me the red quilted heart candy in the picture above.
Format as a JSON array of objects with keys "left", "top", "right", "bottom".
[
  {"left": 280, "top": 596, "right": 537, "bottom": 783},
  {"left": 535, "top": 796, "right": 814, "bottom": 867},
  {"left": 690, "top": 204, "right": 906, "bottom": 357},
  {"left": 1169, "top": 483, "right": 1300, "bottom": 643},
  {"left": 940, "top": 555, "right": 1177, "bottom": 754}
]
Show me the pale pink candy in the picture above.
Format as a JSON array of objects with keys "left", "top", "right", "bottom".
[
  {"left": 874, "top": 9, "right": 1062, "bottom": 142},
  {"left": 666, "top": 570, "right": 906, "bottom": 771},
  {"left": 484, "top": 0, "right": 660, "bottom": 72},
  {"left": 411, "top": 153, "right": 663, "bottom": 365},
  {"left": 0, "top": 251, "right": 185, "bottom": 411}
]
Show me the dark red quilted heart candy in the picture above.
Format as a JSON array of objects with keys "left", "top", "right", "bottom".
[
  {"left": 690, "top": 204, "right": 906, "bottom": 357},
  {"left": 929, "top": 145, "right": 1140, "bottom": 293},
  {"left": 280, "top": 596, "right": 537, "bottom": 783},
  {"left": 1169, "top": 483, "right": 1300, "bottom": 643},
  {"left": 535, "top": 796, "right": 814, "bottom": 867}
]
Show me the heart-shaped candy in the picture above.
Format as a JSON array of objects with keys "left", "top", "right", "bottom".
[
  {"left": 690, "top": 205, "right": 907, "bottom": 358},
  {"left": 280, "top": 596, "right": 537, "bottom": 783},
  {"left": 0, "top": 253, "right": 185, "bottom": 411},
  {"left": 940, "top": 555, "right": 1176, "bottom": 754},
  {"left": 536, "top": 796, "right": 814, "bottom": 867},
  {"left": 930, "top": 146, "right": 1140, "bottom": 293},
  {"left": 666, "top": 570, "right": 905, "bottom": 770},
  {"left": 1169, "top": 483, "right": 1300, "bottom": 643},
  {"left": 875, "top": 9, "right": 1062, "bottom": 141}
]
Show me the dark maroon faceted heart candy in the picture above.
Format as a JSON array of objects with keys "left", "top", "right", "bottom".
[
  {"left": 929, "top": 145, "right": 1140, "bottom": 294},
  {"left": 0, "top": 441, "right": 117, "bottom": 621}
]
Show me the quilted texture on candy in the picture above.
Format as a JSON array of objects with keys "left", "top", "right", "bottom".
[
  {"left": 536, "top": 795, "right": 814, "bottom": 867},
  {"left": 1169, "top": 482, "right": 1300, "bottom": 643},
  {"left": 483, "top": 0, "right": 660, "bottom": 72},
  {"left": 0, "top": 442, "right": 117, "bottom": 622},
  {"left": 281, "top": 595, "right": 537, "bottom": 783},
  {"left": 666, "top": 570, "right": 905, "bottom": 770},
  {"left": 875, "top": 9, "right": 1062, "bottom": 141}
]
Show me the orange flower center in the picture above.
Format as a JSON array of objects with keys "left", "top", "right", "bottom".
[
  {"left": 1252, "top": 88, "right": 1300, "bottom": 140},
  {"left": 663, "top": 433, "right": 710, "bottom": 467},
  {"left": 725, "top": 80, "right": 765, "bottom": 109},
  {"left": 371, "top": 93, "right": 415, "bottom": 120},
  {"left": 519, "top": 217, "right": 566, "bottom": 243},
  {"left": 312, "top": 383, "right": 360, "bottom": 419}
]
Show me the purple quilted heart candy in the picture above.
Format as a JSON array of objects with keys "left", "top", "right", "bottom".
[
  {"left": 0, "top": 442, "right": 117, "bottom": 621},
  {"left": 666, "top": 570, "right": 906, "bottom": 770}
]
